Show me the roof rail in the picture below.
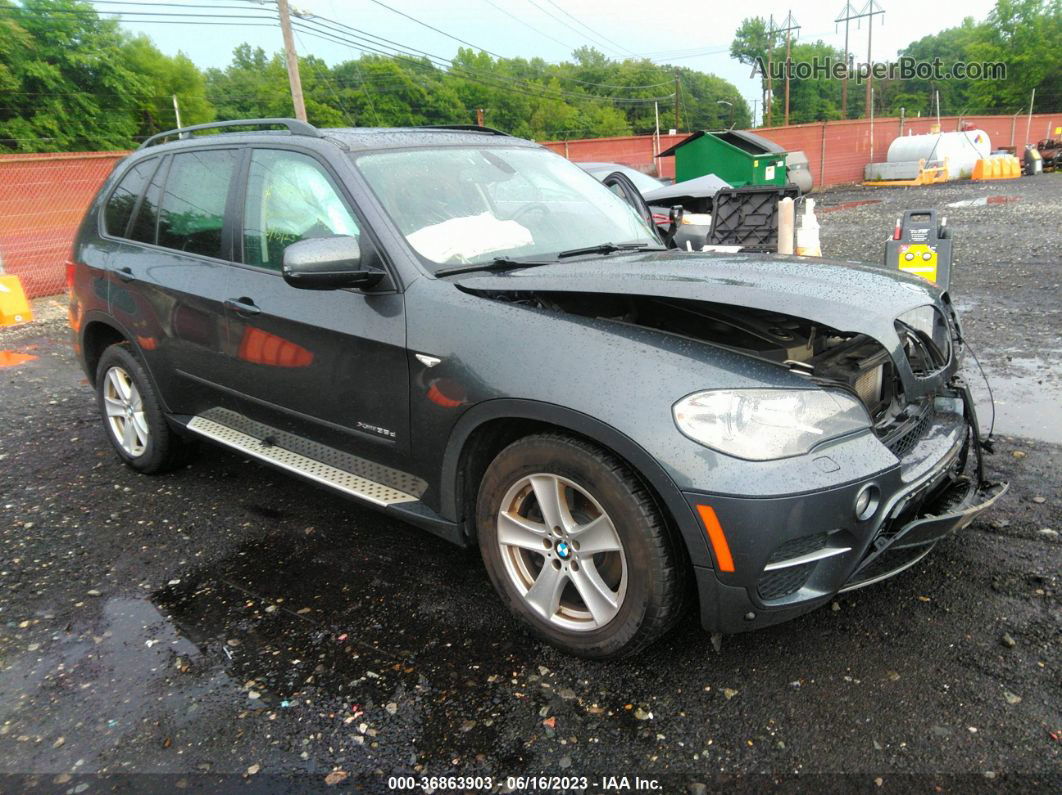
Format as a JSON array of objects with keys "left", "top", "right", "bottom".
[
  {"left": 138, "top": 118, "right": 321, "bottom": 149},
  {"left": 418, "top": 124, "right": 510, "bottom": 136}
]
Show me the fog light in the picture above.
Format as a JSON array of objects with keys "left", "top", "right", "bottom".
[{"left": 855, "top": 485, "right": 880, "bottom": 521}]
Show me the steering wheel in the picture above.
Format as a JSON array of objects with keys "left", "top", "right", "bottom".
[{"left": 509, "top": 202, "right": 551, "bottom": 223}]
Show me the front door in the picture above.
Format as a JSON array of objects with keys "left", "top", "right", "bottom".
[{"left": 216, "top": 147, "right": 410, "bottom": 466}]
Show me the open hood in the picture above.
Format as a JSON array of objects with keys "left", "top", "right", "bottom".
[
  {"left": 642, "top": 173, "right": 731, "bottom": 205},
  {"left": 455, "top": 250, "right": 941, "bottom": 346}
]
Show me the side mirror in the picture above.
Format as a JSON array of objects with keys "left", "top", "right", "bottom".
[{"left": 282, "top": 235, "right": 383, "bottom": 290}]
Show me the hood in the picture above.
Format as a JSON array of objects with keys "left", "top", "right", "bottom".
[
  {"left": 456, "top": 250, "right": 941, "bottom": 341},
  {"left": 456, "top": 251, "right": 948, "bottom": 400},
  {"left": 642, "top": 174, "right": 731, "bottom": 204}
]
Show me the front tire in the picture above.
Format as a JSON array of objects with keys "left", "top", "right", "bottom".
[
  {"left": 476, "top": 433, "right": 685, "bottom": 658},
  {"left": 96, "top": 343, "right": 194, "bottom": 474}
]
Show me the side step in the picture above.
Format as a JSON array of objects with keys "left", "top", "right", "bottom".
[{"left": 187, "top": 416, "right": 419, "bottom": 507}]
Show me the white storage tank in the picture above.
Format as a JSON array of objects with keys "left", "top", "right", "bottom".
[{"left": 886, "top": 130, "right": 991, "bottom": 179}]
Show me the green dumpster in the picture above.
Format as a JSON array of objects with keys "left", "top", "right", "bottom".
[{"left": 657, "top": 130, "right": 788, "bottom": 187}]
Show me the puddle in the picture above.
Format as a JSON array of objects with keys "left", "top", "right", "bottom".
[
  {"left": 946, "top": 195, "right": 1019, "bottom": 208},
  {"left": 969, "top": 354, "right": 1062, "bottom": 443},
  {"left": 817, "top": 199, "right": 883, "bottom": 214},
  {"left": 0, "top": 596, "right": 222, "bottom": 773},
  {"left": 0, "top": 350, "right": 37, "bottom": 368}
]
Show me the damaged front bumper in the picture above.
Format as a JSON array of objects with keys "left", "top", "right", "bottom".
[{"left": 686, "top": 383, "right": 1008, "bottom": 634}]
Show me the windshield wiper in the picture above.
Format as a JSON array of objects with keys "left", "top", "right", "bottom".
[
  {"left": 556, "top": 242, "right": 665, "bottom": 259},
  {"left": 435, "top": 257, "right": 552, "bottom": 278}
]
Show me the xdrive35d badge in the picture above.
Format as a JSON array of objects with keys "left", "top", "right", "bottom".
[{"left": 69, "top": 118, "right": 1006, "bottom": 658}]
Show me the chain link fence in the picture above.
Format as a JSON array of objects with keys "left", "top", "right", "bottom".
[
  {"left": 2, "top": 112, "right": 1059, "bottom": 300},
  {"left": 0, "top": 151, "right": 128, "bottom": 298}
]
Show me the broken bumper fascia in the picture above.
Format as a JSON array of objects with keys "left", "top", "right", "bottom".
[{"left": 685, "top": 390, "right": 1008, "bottom": 634}]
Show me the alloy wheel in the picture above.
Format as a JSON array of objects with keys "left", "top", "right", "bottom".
[
  {"left": 496, "top": 473, "right": 627, "bottom": 631},
  {"left": 103, "top": 365, "right": 149, "bottom": 457}
]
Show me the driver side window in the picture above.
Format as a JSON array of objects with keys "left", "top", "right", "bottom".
[{"left": 242, "top": 150, "right": 359, "bottom": 271}]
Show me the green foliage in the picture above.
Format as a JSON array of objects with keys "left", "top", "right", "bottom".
[
  {"left": 0, "top": 0, "right": 213, "bottom": 151},
  {"left": 731, "top": 0, "right": 1060, "bottom": 126},
  {"left": 6, "top": 0, "right": 1055, "bottom": 152},
  {"left": 0, "top": 1, "right": 751, "bottom": 151},
  {"left": 964, "top": 0, "right": 1061, "bottom": 113}
]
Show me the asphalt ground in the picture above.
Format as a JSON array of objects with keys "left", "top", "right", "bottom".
[{"left": 0, "top": 175, "right": 1059, "bottom": 792}]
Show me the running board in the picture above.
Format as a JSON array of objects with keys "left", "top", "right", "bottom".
[{"left": 187, "top": 416, "right": 419, "bottom": 507}]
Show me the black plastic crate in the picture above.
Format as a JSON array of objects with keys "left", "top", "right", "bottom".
[{"left": 707, "top": 184, "right": 800, "bottom": 252}]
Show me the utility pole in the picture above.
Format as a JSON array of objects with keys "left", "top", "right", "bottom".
[
  {"left": 835, "top": 3, "right": 857, "bottom": 118},
  {"left": 277, "top": 0, "right": 307, "bottom": 122},
  {"left": 835, "top": 1, "right": 884, "bottom": 119},
  {"left": 863, "top": 1, "right": 884, "bottom": 120},
  {"left": 172, "top": 94, "right": 183, "bottom": 129},
  {"left": 1025, "top": 87, "right": 1035, "bottom": 147},
  {"left": 778, "top": 12, "right": 800, "bottom": 126},
  {"left": 765, "top": 15, "right": 774, "bottom": 127},
  {"left": 674, "top": 71, "right": 681, "bottom": 131}
]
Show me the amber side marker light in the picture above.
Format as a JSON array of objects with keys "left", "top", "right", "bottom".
[{"left": 696, "top": 504, "right": 735, "bottom": 573}]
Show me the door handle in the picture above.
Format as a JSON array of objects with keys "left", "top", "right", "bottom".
[
  {"left": 116, "top": 266, "right": 134, "bottom": 282},
  {"left": 224, "top": 297, "right": 261, "bottom": 316}
]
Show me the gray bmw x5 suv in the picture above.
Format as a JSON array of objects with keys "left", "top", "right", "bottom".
[{"left": 70, "top": 119, "right": 1005, "bottom": 658}]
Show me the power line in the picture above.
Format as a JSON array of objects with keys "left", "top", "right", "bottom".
[
  {"left": 291, "top": 14, "right": 673, "bottom": 103},
  {"left": 540, "top": 0, "right": 637, "bottom": 57},
  {"left": 522, "top": 0, "right": 624, "bottom": 58},
  {"left": 300, "top": 6, "right": 672, "bottom": 92},
  {"left": 290, "top": 21, "right": 671, "bottom": 106},
  {"left": 480, "top": 0, "right": 577, "bottom": 53},
  {"left": 364, "top": 0, "right": 509, "bottom": 60},
  {"left": 293, "top": 28, "right": 356, "bottom": 125}
]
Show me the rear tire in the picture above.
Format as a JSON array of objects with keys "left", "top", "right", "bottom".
[
  {"left": 476, "top": 433, "right": 685, "bottom": 658},
  {"left": 96, "top": 343, "right": 194, "bottom": 474}
]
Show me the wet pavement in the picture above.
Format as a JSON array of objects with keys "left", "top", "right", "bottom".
[
  {"left": 819, "top": 174, "right": 1062, "bottom": 446},
  {"left": 1, "top": 176, "right": 1061, "bottom": 791}
]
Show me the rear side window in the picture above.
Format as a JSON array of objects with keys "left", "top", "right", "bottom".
[
  {"left": 242, "top": 149, "right": 359, "bottom": 271},
  {"left": 157, "top": 150, "right": 238, "bottom": 258},
  {"left": 103, "top": 159, "right": 157, "bottom": 237},
  {"left": 129, "top": 159, "right": 166, "bottom": 244}
]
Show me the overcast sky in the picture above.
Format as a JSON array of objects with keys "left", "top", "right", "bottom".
[{"left": 109, "top": 0, "right": 1000, "bottom": 123}]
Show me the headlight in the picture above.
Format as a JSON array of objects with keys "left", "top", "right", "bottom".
[{"left": 673, "top": 388, "right": 871, "bottom": 461}]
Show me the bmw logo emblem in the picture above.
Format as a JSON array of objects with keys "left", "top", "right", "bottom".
[{"left": 556, "top": 542, "right": 571, "bottom": 559}]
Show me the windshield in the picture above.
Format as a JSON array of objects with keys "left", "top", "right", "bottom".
[{"left": 353, "top": 146, "right": 659, "bottom": 271}]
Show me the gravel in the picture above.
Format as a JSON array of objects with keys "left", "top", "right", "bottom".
[{"left": 0, "top": 177, "right": 1059, "bottom": 789}]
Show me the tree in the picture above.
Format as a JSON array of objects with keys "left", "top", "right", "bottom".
[
  {"left": 121, "top": 35, "right": 214, "bottom": 136},
  {"left": 0, "top": 0, "right": 151, "bottom": 151},
  {"left": 966, "top": 0, "right": 1061, "bottom": 114}
]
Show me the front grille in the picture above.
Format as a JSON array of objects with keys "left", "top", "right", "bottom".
[
  {"left": 758, "top": 563, "right": 815, "bottom": 600},
  {"left": 886, "top": 405, "right": 933, "bottom": 457},
  {"left": 766, "top": 532, "right": 828, "bottom": 564},
  {"left": 758, "top": 532, "right": 829, "bottom": 601}
]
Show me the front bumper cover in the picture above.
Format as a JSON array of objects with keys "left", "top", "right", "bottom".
[{"left": 686, "top": 389, "right": 1008, "bottom": 634}]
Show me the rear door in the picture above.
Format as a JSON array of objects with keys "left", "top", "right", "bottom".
[
  {"left": 107, "top": 147, "right": 241, "bottom": 413},
  {"left": 215, "top": 146, "right": 410, "bottom": 464}
]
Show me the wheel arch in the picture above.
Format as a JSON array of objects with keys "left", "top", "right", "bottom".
[
  {"left": 79, "top": 313, "right": 171, "bottom": 412},
  {"left": 440, "top": 399, "right": 711, "bottom": 568}
]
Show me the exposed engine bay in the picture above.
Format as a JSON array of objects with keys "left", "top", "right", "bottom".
[{"left": 476, "top": 290, "right": 938, "bottom": 445}]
